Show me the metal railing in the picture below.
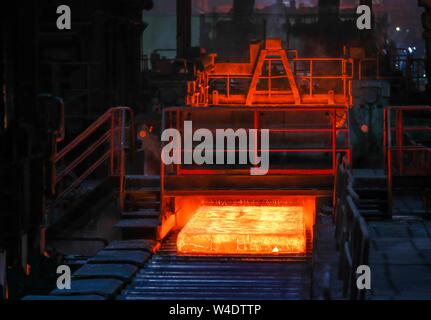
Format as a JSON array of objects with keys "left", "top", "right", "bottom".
[
  {"left": 50, "top": 107, "right": 135, "bottom": 210},
  {"left": 334, "top": 155, "right": 370, "bottom": 300},
  {"left": 200, "top": 57, "right": 354, "bottom": 107},
  {"left": 292, "top": 57, "right": 354, "bottom": 101},
  {"left": 384, "top": 106, "right": 431, "bottom": 214},
  {"left": 160, "top": 106, "right": 351, "bottom": 216},
  {"left": 161, "top": 106, "right": 351, "bottom": 177},
  {"left": 188, "top": 44, "right": 354, "bottom": 107}
]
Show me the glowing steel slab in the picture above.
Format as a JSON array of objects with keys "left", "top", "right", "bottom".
[{"left": 177, "top": 205, "right": 306, "bottom": 255}]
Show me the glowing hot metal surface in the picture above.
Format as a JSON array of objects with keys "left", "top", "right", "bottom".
[{"left": 177, "top": 205, "right": 306, "bottom": 255}]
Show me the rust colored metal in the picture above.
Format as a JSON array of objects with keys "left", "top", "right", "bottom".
[
  {"left": 161, "top": 106, "right": 351, "bottom": 178},
  {"left": 160, "top": 40, "right": 354, "bottom": 249},
  {"left": 187, "top": 39, "right": 353, "bottom": 107}
]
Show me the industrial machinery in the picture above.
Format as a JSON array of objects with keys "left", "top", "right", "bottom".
[
  {"left": 3, "top": 0, "right": 431, "bottom": 303},
  {"left": 105, "top": 38, "right": 356, "bottom": 299},
  {"left": 147, "top": 39, "right": 353, "bottom": 256},
  {"left": 187, "top": 39, "right": 353, "bottom": 107}
]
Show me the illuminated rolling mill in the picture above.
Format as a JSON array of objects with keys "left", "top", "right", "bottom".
[{"left": 120, "top": 39, "right": 353, "bottom": 300}]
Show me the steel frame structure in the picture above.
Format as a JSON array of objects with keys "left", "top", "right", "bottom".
[
  {"left": 162, "top": 106, "right": 351, "bottom": 176},
  {"left": 162, "top": 40, "right": 355, "bottom": 207},
  {"left": 187, "top": 39, "right": 354, "bottom": 107},
  {"left": 384, "top": 105, "right": 431, "bottom": 214},
  {"left": 160, "top": 106, "right": 352, "bottom": 211}
]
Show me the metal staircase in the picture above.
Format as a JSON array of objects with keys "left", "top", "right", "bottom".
[{"left": 116, "top": 175, "right": 162, "bottom": 240}]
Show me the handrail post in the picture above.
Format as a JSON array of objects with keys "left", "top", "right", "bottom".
[
  {"left": 119, "top": 109, "right": 126, "bottom": 212},
  {"left": 110, "top": 111, "right": 115, "bottom": 176},
  {"left": 310, "top": 60, "right": 313, "bottom": 97},
  {"left": 332, "top": 110, "right": 337, "bottom": 174}
]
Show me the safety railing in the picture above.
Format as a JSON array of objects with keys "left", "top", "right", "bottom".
[
  {"left": 334, "top": 155, "right": 370, "bottom": 300},
  {"left": 161, "top": 106, "right": 351, "bottom": 176},
  {"left": 161, "top": 106, "right": 351, "bottom": 211},
  {"left": 50, "top": 107, "right": 135, "bottom": 211},
  {"left": 204, "top": 57, "right": 354, "bottom": 106},
  {"left": 189, "top": 52, "right": 354, "bottom": 107},
  {"left": 384, "top": 106, "right": 431, "bottom": 214},
  {"left": 292, "top": 57, "right": 354, "bottom": 103}
]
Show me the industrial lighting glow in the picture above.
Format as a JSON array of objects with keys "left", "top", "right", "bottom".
[
  {"left": 177, "top": 203, "right": 307, "bottom": 255},
  {"left": 396, "top": 27, "right": 401, "bottom": 32}
]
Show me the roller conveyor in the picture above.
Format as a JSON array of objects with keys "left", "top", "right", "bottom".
[{"left": 120, "top": 232, "right": 312, "bottom": 300}]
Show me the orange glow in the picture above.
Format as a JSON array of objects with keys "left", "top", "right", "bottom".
[
  {"left": 187, "top": 39, "right": 353, "bottom": 107},
  {"left": 177, "top": 204, "right": 307, "bottom": 255},
  {"left": 139, "top": 130, "right": 147, "bottom": 139}
]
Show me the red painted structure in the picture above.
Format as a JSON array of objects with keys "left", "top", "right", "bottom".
[
  {"left": 161, "top": 39, "right": 354, "bottom": 210},
  {"left": 384, "top": 105, "right": 431, "bottom": 214},
  {"left": 187, "top": 39, "right": 354, "bottom": 107}
]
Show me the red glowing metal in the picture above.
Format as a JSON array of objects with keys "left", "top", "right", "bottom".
[{"left": 177, "top": 204, "right": 307, "bottom": 255}]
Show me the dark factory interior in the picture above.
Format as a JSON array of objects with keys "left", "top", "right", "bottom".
[{"left": 0, "top": 0, "right": 431, "bottom": 302}]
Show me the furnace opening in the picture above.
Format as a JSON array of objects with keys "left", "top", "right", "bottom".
[{"left": 175, "top": 197, "right": 316, "bottom": 256}]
